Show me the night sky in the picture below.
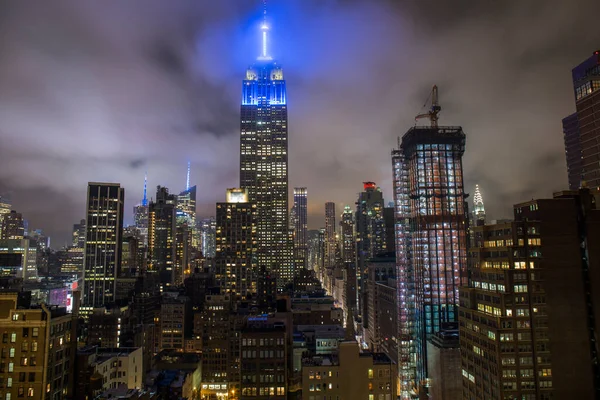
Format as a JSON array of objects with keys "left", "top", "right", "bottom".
[{"left": 0, "top": 0, "right": 598, "bottom": 246}]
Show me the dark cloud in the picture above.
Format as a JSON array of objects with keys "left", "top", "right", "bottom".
[{"left": 0, "top": 0, "right": 599, "bottom": 244}]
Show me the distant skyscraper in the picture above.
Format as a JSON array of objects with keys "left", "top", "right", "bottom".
[
  {"left": 293, "top": 188, "right": 308, "bottom": 271},
  {"left": 355, "top": 182, "right": 387, "bottom": 319},
  {"left": 473, "top": 184, "right": 486, "bottom": 226},
  {"left": 148, "top": 186, "right": 177, "bottom": 285},
  {"left": 0, "top": 210, "right": 24, "bottom": 240},
  {"left": 82, "top": 182, "right": 124, "bottom": 312},
  {"left": 72, "top": 218, "right": 86, "bottom": 248},
  {"left": 215, "top": 188, "right": 257, "bottom": 299},
  {"left": 571, "top": 51, "right": 600, "bottom": 188},
  {"left": 199, "top": 217, "right": 216, "bottom": 258},
  {"left": 563, "top": 113, "right": 583, "bottom": 190},
  {"left": 239, "top": 10, "right": 292, "bottom": 286},
  {"left": 340, "top": 205, "right": 357, "bottom": 317},
  {"left": 307, "top": 229, "right": 321, "bottom": 272},
  {"left": 134, "top": 173, "right": 149, "bottom": 245},
  {"left": 392, "top": 125, "right": 468, "bottom": 394},
  {"left": 324, "top": 202, "right": 336, "bottom": 270}
]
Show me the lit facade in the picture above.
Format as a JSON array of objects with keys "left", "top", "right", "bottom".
[
  {"left": 133, "top": 173, "right": 149, "bottom": 246},
  {"left": 340, "top": 206, "right": 357, "bottom": 317},
  {"left": 199, "top": 217, "right": 216, "bottom": 258},
  {"left": 0, "top": 196, "right": 10, "bottom": 239},
  {"left": 148, "top": 186, "right": 176, "bottom": 286},
  {"left": 0, "top": 238, "right": 38, "bottom": 280},
  {"left": 473, "top": 184, "right": 486, "bottom": 226},
  {"left": 0, "top": 211, "right": 24, "bottom": 240},
  {"left": 215, "top": 188, "right": 257, "bottom": 299},
  {"left": 324, "top": 202, "right": 336, "bottom": 270},
  {"left": 72, "top": 219, "right": 86, "bottom": 248},
  {"left": 239, "top": 23, "right": 292, "bottom": 287},
  {"left": 82, "top": 183, "right": 124, "bottom": 312},
  {"left": 392, "top": 126, "right": 468, "bottom": 395},
  {"left": 293, "top": 188, "right": 308, "bottom": 272}
]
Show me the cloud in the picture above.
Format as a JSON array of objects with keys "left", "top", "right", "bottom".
[{"left": 0, "top": 0, "right": 598, "bottom": 245}]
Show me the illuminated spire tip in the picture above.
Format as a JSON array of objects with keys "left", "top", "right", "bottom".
[
  {"left": 142, "top": 172, "right": 148, "bottom": 206},
  {"left": 258, "top": 0, "right": 272, "bottom": 60},
  {"left": 186, "top": 161, "right": 191, "bottom": 191}
]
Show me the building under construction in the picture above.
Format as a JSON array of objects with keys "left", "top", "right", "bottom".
[{"left": 392, "top": 86, "right": 469, "bottom": 398}]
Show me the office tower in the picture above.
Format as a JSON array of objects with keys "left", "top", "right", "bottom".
[
  {"left": 1, "top": 210, "right": 24, "bottom": 240},
  {"left": 473, "top": 184, "right": 486, "bottom": 226},
  {"left": 199, "top": 217, "right": 216, "bottom": 258},
  {"left": 177, "top": 166, "right": 197, "bottom": 227},
  {"left": 148, "top": 186, "right": 176, "bottom": 285},
  {"left": 61, "top": 246, "right": 84, "bottom": 275},
  {"left": 72, "top": 218, "right": 86, "bottom": 248},
  {"left": 215, "top": 188, "right": 257, "bottom": 299},
  {"left": 562, "top": 113, "right": 582, "bottom": 190},
  {"left": 0, "top": 293, "right": 77, "bottom": 400},
  {"left": 571, "top": 51, "right": 600, "bottom": 188},
  {"left": 82, "top": 183, "right": 124, "bottom": 312},
  {"left": 239, "top": 10, "right": 292, "bottom": 286},
  {"left": 293, "top": 187, "right": 308, "bottom": 272},
  {"left": 0, "top": 238, "right": 38, "bottom": 280},
  {"left": 175, "top": 225, "right": 191, "bottom": 284},
  {"left": 460, "top": 188, "right": 600, "bottom": 399},
  {"left": 324, "top": 202, "right": 336, "bottom": 270},
  {"left": 133, "top": 173, "right": 149, "bottom": 245},
  {"left": 363, "top": 253, "right": 396, "bottom": 353},
  {"left": 355, "top": 182, "right": 387, "bottom": 319},
  {"left": 0, "top": 197, "right": 9, "bottom": 240},
  {"left": 392, "top": 125, "right": 468, "bottom": 394}
]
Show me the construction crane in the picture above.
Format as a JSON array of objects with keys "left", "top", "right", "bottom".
[{"left": 415, "top": 85, "right": 441, "bottom": 128}]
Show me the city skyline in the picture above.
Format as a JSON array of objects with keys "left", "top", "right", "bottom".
[{"left": 0, "top": 0, "right": 599, "bottom": 246}]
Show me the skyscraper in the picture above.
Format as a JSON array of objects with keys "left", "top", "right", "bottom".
[
  {"left": 473, "top": 184, "right": 486, "bottom": 226},
  {"left": 177, "top": 163, "right": 197, "bottom": 228},
  {"left": 199, "top": 217, "right": 216, "bottom": 258},
  {"left": 133, "top": 173, "right": 149, "bottom": 245},
  {"left": 82, "top": 182, "right": 124, "bottom": 312},
  {"left": 0, "top": 196, "right": 11, "bottom": 238},
  {"left": 355, "top": 182, "right": 387, "bottom": 319},
  {"left": 392, "top": 125, "right": 468, "bottom": 395},
  {"left": 215, "top": 188, "right": 257, "bottom": 299},
  {"left": 148, "top": 186, "right": 177, "bottom": 285},
  {"left": 340, "top": 205, "right": 357, "bottom": 318},
  {"left": 72, "top": 218, "right": 86, "bottom": 248},
  {"left": 0, "top": 210, "right": 24, "bottom": 240},
  {"left": 293, "top": 187, "right": 308, "bottom": 272},
  {"left": 324, "top": 202, "right": 336, "bottom": 270},
  {"left": 239, "top": 9, "right": 292, "bottom": 286},
  {"left": 570, "top": 51, "right": 600, "bottom": 188}
]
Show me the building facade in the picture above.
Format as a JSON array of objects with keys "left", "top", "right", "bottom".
[
  {"left": 293, "top": 188, "right": 308, "bottom": 272},
  {"left": 460, "top": 189, "right": 600, "bottom": 399},
  {"left": 215, "top": 189, "right": 257, "bottom": 299},
  {"left": 239, "top": 20, "right": 292, "bottom": 287},
  {"left": 82, "top": 183, "right": 124, "bottom": 312},
  {"left": 392, "top": 126, "right": 468, "bottom": 395},
  {"left": 562, "top": 112, "right": 582, "bottom": 190},
  {"left": 573, "top": 51, "right": 600, "bottom": 188},
  {"left": 324, "top": 202, "right": 336, "bottom": 272},
  {"left": 0, "top": 211, "right": 24, "bottom": 240},
  {"left": 148, "top": 186, "right": 176, "bottom": 286}
]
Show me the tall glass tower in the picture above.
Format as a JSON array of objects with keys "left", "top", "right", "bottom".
[
  {"left": 239, "top": 10, "right": 292, "bottom": 286},
  {"left": 392, "top": 126, "right": 468, "bottom": 396}
]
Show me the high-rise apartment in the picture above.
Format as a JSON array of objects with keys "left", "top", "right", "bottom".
[
  {"left": 148, "top": 186, "right": 176, "bottom": 286},
  {"left": 460, "top": 189, "right": 600, "bottom": 399},
  {"left": 239, "top": 12, "right": 292, "bottom": 287},
  {"left": 324, "top": 202, "right": 336, "bottom": 270},
  {"left": 215, "top": 188, "right": 257, "bottom": 299},
  {"left": 82, "top": 183, "right": 124, "bottom": 312},
  {"left": 392, "top": 126, "right": 468, "bottom": 395},
  {"left": 565, "top": 51, "right": 600, "bottom": 188},
  {"left": 293, "top": 188, "right": 308, "bottom": 272}
]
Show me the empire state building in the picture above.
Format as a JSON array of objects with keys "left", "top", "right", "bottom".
[{"left": 239, "top": 9, "right": 292, "bottom": 286}]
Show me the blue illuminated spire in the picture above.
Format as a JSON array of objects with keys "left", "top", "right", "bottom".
[
  {"left": 142, "top": 172, "right": 148, "bottom": 206},
  {"left": 186, "top": 161, "right": 191, "bottom": 191},
  {"left": 258, "top": 0, "right": 272, "bottom": 61}
]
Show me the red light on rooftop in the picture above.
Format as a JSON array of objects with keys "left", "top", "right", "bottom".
[{"left": 363, "top": 182, "right": 376, "bottom": 190}]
